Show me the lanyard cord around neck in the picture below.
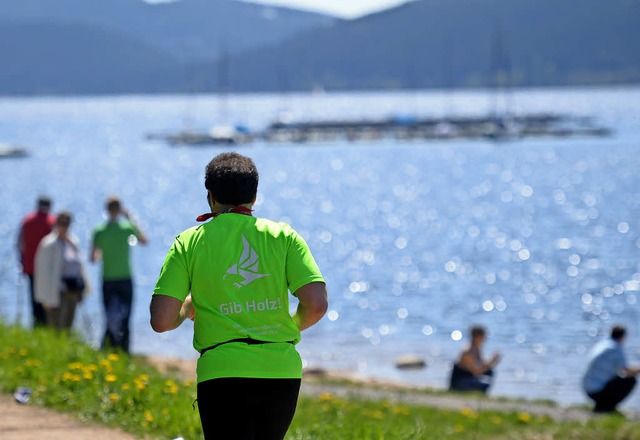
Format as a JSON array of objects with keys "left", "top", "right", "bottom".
[{"left": 196, "top": 206, "right": 253, "bottom": 222}]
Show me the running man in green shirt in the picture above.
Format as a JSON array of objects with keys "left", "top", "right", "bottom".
[{"left": 150, "top": 152, "right": 328, "bottom": 440}]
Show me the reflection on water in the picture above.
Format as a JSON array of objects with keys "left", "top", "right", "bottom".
[{"left": 1, "top": 88, "right": 639, "bottom": 409}]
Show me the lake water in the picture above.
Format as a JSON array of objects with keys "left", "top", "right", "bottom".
[{"left": 1, "top": 86, "right": 640, "bottom": 410}]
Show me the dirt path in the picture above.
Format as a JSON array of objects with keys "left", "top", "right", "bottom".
[{"left": 0, "top": 394, "right": 138, "bottom": 440}]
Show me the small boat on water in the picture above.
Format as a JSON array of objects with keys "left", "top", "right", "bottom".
[
  {"left": 146, "top": 125, "right": 254, "bottom": 146},
  {"left": 0, "top": 144, "right": 28, "bottom": 158}
]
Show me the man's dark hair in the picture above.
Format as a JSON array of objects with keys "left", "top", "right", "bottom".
[
  {"left": 105, "top": 196, "right": 121, "bottom": 214},
  {"left": 470, "top": 325, "right": 487, "bottom": 339},
  {"left": 37, "top": 195, "right": 52, "bottom": 211},
  {"left": 205, "top": 153, "right": 259, "bottom": 205},
  {"left": 469, "top": 325, "right": 487, "bottom": 338},
  {"left": 611, "top": 325, "right": 627, "bottom": 342}
]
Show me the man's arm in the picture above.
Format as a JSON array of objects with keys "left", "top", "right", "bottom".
[
  {"left": 621, "top": 366, "right": 640, "bottom": 377},
  {"left": 123, "top": 209, "right": 148, "bottom": 245},
  {"left": 150, "top": 294, "right": 193, "bottom": 333},
  {"left": 292, "top": 282, "right": 328, "bottom": 331},
  {"left": 90, "top": 244, "right": 100, "bottom": 263}
]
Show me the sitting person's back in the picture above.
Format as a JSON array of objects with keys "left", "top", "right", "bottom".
[{"left": 449, "top": 325, "right": 501, "bottom": 394}]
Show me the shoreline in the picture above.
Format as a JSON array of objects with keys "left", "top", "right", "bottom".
[{"left": 142, "top": 355, "right": 640, "bottom": 423}]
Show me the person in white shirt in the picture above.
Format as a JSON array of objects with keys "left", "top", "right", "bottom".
[{"left": 582, "top": 325, "right": 640, "bottom": 414}]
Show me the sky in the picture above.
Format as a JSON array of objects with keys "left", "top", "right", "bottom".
[{"left": 244, "top": 0, "right": 411, "bottom": 18}]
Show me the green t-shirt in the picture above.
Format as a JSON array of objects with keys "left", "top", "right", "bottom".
[
  {"left": 92, "top": 220, "right": 140, "bottom": 280},
  {"left": 153, "top": 214, "right": 325, "bottom": 383}
]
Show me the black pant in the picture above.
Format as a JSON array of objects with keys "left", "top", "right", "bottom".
[
  {"left": 197, "top": 377, "right": 301, "bottom": 440},
  {"left": 588, "top": 376, "right": 637, "bottom": 412},
  {"left": 101, "top": 279, "right": 133, "bottom": 353},
  {"left": 27, "top": 274, "right": 46, "bottom": 327}
]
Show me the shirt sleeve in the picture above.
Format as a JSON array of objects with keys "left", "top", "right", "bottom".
[
  {"left": 286, "top": 231, "right": 324, "bottom": 295},
  {"left": 153, "top": 236, "right": 191, "bottom": 302}
]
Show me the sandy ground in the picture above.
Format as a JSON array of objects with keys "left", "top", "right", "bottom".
[
  {"left": 0, "top": 394, "right": 138, "bottom": 440},
  {"left": 2, "top": 356, "right": 634, "bottom": 439}
]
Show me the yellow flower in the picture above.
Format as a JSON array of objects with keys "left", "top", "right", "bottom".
[
  {"left": 107, "top": 353, "right": 120, "bottom": 362},
  {"left": 318, "top": 392, "right": 335, "bottom": 403},
  {"left": 460, "top": 407, "right": 478, "bottom": 419},
  {"left": 122, "top": 383, "right": 131, "bottom": 391},
  {"left": 144, "top": 410, "right": 154, "bottom": 422},
  {"left": 517, "top": 412, "right": 532, "bottom": 424},
  {"left": 25, "top": 359, "right": 42, "bottom": 367},
  {"left": 392, "top": 406, "right": 410, "bottom": 416},
  {"left": 68, "top": 362, "right": 83, "bottom": 370},
  {"left": 363, "top": 409, "right": 384, "bottom": 420},
  {"left": 83, "top": 371, "right": 94, "bottom": 380},
  {"left": 19, "top": 348, "right": 29, "bottom": 356},
  {"left": 134, "top": 374, "right": 149, "bottom": 391},
  {"left": 108, "top": 393, "right": 120, "bottom": 403},
  {"left": 99, "top": 359, "right": 112, "bottom": 370},
  {"left": 105, "top": 374, "right": 118, "bottom": 383},
  {"left": 85, "top": 364, "right": 98, "bottom": 372},
  {"left": 454, "top": 424, "right": 465, "bottom": 433}
]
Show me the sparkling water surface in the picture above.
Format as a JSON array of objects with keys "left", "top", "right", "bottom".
[{"left": 1, "top": 87, "right": 639, "bottom": 409}]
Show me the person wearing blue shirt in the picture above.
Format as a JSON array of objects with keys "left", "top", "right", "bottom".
[{"left": 582, "top": 325, "right": 640, "bottom": 414}]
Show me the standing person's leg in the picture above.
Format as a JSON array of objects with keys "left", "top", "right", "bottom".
[
  {"left": 59, "top": 290, "right": 80, "bottom": 331},
  {"left": 102, "top": 280, "right": 132, "bottom": 352},
  {"left": 119, "top": 279, "right": 133, "bottom": 353},
  {"left": 102, "top": 280, "right": 117, "bottom": 349},
  {"left": 28, "top": 274, "right": 46, "bottom": 327},
  {"left": 44, "top": 306, "right": 60, "bottom": 330}
]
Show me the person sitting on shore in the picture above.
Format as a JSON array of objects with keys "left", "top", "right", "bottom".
[
  {"left": 582, "top": 325, "right": 640, "bottom": 414},
  {"left": 449, "top": 325, "right": 501, "bottom": 394}
]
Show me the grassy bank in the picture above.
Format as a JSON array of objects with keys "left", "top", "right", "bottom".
[{"left": 1, "top": 322, "right": 638, "bottom": 439}]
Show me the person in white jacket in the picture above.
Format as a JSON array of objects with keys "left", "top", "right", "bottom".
[{"left": 34, "top": 211, "right": 90, "bottom": 331}]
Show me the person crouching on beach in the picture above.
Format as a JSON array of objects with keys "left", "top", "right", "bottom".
[
  {"left": 449, "top": 325, "right": 501, "bottom": 394},
  {"left": 582, "top": 325, "right": 640, "bottom": 414},
  {"left": 150, "top": 152, "right": 328, "bottom": 440}
]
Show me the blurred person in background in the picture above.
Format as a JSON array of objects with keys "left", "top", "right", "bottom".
[
  {"left": 17, "top": 195, "right": 56, "bottom": 327},
  {"left": 449, "top": 325, "right": 501, "bottom": 394},
  {"left": 34, "top": 211, "right": 90, "bottom": 331},
  {"left": 91, "top": 196, "right": 147, "bottom": 353},
  {"left": 583, "top": 325, "right": 640, "bottom": 414}
]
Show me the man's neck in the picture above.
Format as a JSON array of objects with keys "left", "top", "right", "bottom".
[{"left": 212, "top": 203, "right": 252, "bottom": 213}]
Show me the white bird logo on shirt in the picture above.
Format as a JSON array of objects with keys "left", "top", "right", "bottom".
[{"left": 224, "top": 235, "right": 270, "bottom": 288}]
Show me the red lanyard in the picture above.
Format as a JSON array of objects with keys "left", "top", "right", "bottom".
[{"left": 196, "top": 206, "right": 253, "bottom": 222}]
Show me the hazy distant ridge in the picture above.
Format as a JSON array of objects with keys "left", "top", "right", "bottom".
[
  {"left": 222, "top": 0, "right": 640, "bottom": 91},
  {"left": 0, "top": 0, "right": 638, "bottom": 95}
]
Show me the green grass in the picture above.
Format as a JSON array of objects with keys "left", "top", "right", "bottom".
[{"left": 1, "top": 322, "right": 639, "bottom": 439}]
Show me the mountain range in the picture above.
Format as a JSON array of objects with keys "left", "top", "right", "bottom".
[{"left": 0, "top": 0, "right": 638, "bottom": 95}]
